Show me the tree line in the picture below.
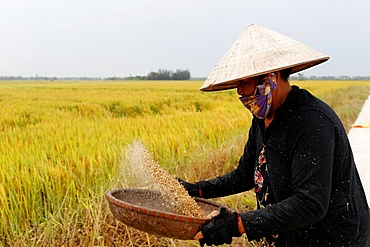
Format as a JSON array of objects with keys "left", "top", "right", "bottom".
[
  {"left": 124, "top": 69, "right": 191, "bottom": 80},
  {"left": 0, "top": 69, "right": 191, "bottom": 81},
  {"left": 2, "top": 71, "right": 370, "bottom": 81}
]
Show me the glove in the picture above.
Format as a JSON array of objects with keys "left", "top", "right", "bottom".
[
  {"left": 199, "top": 207, "right": 241, "bottom": 246},
  {"left": 175, "top": 177, "right": 201, "bottom": 197}
]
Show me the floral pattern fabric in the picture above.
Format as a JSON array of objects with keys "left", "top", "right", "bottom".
[
  {"left": 255, "top": 147, "right": 279, "bottom": 246},
  {"left": 255, "top": 147, "right": 272, "bottom": 208}
]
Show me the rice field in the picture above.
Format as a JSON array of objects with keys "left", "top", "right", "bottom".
[{"left": 1, "top": 80, "right": 370, "bottom": 247}]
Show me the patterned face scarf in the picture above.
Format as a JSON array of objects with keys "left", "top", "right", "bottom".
[{"left": 239, "top": 73, "right": 277, "bottom": 119}]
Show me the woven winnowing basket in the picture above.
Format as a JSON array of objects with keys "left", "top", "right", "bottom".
[{"left": 106, "top": 188, "right": 231, "bottom": 240}]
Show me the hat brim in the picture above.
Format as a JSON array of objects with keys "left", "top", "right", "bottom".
[{"left": 200, "top": 56, "right": 329, "bottom": 91}]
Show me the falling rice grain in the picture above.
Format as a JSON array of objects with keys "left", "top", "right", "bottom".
[{"left": 123, "top": 141, "right": 205, "bottom": 218}]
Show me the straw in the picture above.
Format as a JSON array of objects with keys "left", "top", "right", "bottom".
[{"left": 200, "top": 23, "right": 329, "bottom": 91}]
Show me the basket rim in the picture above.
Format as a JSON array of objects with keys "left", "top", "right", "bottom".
[{"left": 105, "top": 188, "right": 222, "bottom": 224}]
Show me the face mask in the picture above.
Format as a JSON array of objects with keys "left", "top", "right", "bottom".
[{"left": 239, "top": 73, "right": 277, "bottom": 119}]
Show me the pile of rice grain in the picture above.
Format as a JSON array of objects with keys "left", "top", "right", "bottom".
[{"left": 124, "top": 141, "right": 205, "bottom": 218}]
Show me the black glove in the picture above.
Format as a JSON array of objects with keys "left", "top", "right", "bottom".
[
  {"left": 199, "top": 207, "right": 241, "bottom": 246},
  {"left": 175, "top": 177, "right": 201, "bottom": 197}
]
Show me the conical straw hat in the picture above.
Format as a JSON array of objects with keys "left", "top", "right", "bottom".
[{"left": 200, "top": 23, "right": 329, "bottom": 91}]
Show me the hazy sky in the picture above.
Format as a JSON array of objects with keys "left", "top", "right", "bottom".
[{"left": 1, "top": 0, "right": 369, "bottom": 78}]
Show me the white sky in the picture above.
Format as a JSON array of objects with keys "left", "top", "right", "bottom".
[{"left": 0, "top": 0, "right": 369, "bottom": 78}]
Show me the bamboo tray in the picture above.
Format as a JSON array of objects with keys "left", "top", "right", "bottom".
[{"left": 106, "top": 188, "right": 230, "bottom": 240}]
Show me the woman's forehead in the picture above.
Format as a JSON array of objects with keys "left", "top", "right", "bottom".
[{"left": 237, "top": 77, "right": 258, "bottom": 86}]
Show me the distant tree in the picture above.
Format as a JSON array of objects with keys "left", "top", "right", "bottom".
[
  {"left": 297, "top": 73, "right": 304, "bottom": 81},
  {"left": 145, "top": 69, "right": 191, "bottom": 80},
  {"left": 158, "top": 69, "right": 172, "bottom": 80},
  {"left": 146, "top": 71, "right": 159, "bottom": 80},
  {"left": 125, "top": 75, "right": 146, "bottom": 80},
  {"left": 172, "top": 69, "right": 190, "bottom": 80}
]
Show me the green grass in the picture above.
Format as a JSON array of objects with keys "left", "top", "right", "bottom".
[{"left": 1, "top": 80, "right": 369, "bottom": 246}]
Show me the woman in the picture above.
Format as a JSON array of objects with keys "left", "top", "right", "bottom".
[{"left": 177, "top": 24, "right": 370, "bottom": 246}]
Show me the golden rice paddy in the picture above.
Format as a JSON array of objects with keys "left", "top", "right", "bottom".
[{"left": 1, "top": 80, "right": 370, "bottom": 246}]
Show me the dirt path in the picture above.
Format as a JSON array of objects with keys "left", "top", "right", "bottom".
[{"left": 348, "top": 95, "right": 370, "bottom": 202}]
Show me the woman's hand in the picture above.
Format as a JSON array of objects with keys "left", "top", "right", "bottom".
[
  {"left": 194, "top": 210, "right": 220, "bottom": 240},
  {"left": 175, "top": 177, "right": 201, "bottom": 197},
  {"left": 193, "top": 207, "right": 243, "bottom": 246}
]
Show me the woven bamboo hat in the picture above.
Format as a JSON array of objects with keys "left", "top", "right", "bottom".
[{"left": 200, "top": 23, "right": 330, "bottom": 91}]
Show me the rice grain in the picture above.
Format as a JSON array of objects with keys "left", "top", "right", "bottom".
[{"left": 123, "top": 141, "right": 205, "bottom": 218}]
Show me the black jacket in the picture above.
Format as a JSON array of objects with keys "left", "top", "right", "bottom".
[{"left": 198, "top": 86, "right": 370, "bottom": 246}]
